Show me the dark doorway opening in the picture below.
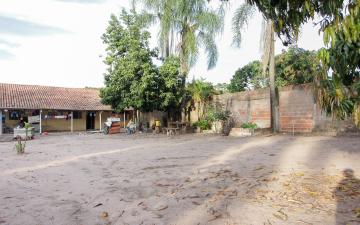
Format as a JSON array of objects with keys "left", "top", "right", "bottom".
[{"left": 86, "top": 112, "right": 96, "bottom": 130}]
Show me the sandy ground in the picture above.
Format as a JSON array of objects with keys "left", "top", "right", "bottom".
[{"left": 0, "top": 133, "right": 359, "bottom": 225}]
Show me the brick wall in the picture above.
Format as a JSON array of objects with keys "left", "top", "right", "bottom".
[
  {"left": 278, "top": 85, "right": 314, "bottom": 133},
  {"left": 212, "top": 88, "right": 271, "bottom": 128},
  {"left": 209, "top": 84, "right": 357, "bottom": 133}
]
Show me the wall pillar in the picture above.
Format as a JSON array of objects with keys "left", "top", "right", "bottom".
[
  {"left": 123, "top": 111, "right": 126, "bottom": 128},
  {"left": 99, "top": 111, "right": 103, "bottom": 131},
  {"left": 71, "top": 111, "right": 74, "bottom": 133},
  {"left": 0, "top": 110, "right": 3, "bottom": 135},
  {"left": 39, "top": 110, "right": 42, "bottom": 134}
]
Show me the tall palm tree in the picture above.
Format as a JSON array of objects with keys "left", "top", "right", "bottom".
[
  {"left": 139, "top": 0, "right": 224, "bottom": 77},
  {"left": 232, "top": 3, "right": 279, "bottom": 132}
]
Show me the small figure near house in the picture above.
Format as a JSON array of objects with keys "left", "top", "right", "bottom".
[
  {"left": 126, "top": 120, "right": 136, "bottom": 134},
  {"left": 18, "top": 117, "right": 25, "bottom": 128},
  {"left": 138, "top": 122, "right": 144, "bottom": 133}
]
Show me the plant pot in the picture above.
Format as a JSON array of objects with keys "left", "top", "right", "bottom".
[
  {"left": 195, "top": 127, "right": 201, "bottom": 133},
  {"left": 229, "top": 128, "right": 255, "bottom": 137},
  {"left": 211, "top": 121, "right": 223, "bottom": 134},
  {"left": 202, "top": 129, "right": 214, "bottom": 134}
]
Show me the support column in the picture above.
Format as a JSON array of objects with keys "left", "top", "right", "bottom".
[
  {"left": 39, "top": 110, "right": 42, "bottom": 134},
  {"left": 99, "top": 111, "right": 103, "bottom": 131},
  {"left": 71, "top": 111, "right": 74, "bottom": 133},
  {"left": 0, "top": 110, "right": 3, "bottom": 135},
  {"left": 123, "top": 111, "right": 126, "bottom": 128}
]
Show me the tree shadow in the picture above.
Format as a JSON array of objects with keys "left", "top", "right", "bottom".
[{"left": 334, "top": 169, "right": 360, "bottom": 225}]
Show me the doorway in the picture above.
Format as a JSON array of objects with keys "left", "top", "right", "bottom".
[{"left": 86, "top": 112, "right": 96, "bottom": 130}]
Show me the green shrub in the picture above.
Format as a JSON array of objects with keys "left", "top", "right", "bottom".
[
  {"left": 206, "top": 107, "right": 230, "bottom": 122},
  {"left": 192, "top": 119, "right": 211, "bottom": 130},
  {"left": 241, "top": 122, "right": 258, "bottom": 129},
  {"left": 14, "top": 137, "right": 26, "bottom": 154}
]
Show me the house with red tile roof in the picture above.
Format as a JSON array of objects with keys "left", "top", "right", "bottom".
[{"left": 0, "top": 83, "right": 133, "bottom": 134}]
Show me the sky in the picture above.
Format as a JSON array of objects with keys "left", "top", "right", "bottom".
[{"left": 0, "top": 0, "right": 324, "bottom": 88}]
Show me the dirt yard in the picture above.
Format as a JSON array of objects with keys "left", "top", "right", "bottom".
[{"left": 0, "top": 133, "right": 359, "bottom": 225}]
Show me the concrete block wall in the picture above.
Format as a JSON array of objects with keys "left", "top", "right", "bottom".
[
  {"left": 278, "top": 85, "right": 315, "bottom": 133},
  {"left": 213, "top": 88, "right": 271, "bottom": 128},
  {"left": 210, "top": 84, "right": 356, "bottom": 133}
]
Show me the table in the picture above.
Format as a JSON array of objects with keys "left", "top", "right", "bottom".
[
  {"left": 163, "top": 127, "right": 180, "bottom": 136},
  {"left": 168, "top": 121, "right": 189, "bottom": 133}
]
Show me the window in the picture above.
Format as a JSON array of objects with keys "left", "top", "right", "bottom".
[
  {"left": 72, "top": 111, "right": 82, "bottom": 119},
  {"left": 9, "top": 111, "right": 21, "bottom": 120},
  {"left": 47, "top": 111, "right": 57, "bottom": 117}
]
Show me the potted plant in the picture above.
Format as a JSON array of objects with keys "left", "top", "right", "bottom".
[
  {"left": 207, "top": 108, "right": 230, "bottom": 134},
  {"left": 14, "top": 136, "right": 26, "bottom": 154},
  {"left": 192, "top": 119, "right": 211, "bottom": 133},
  {"left": 239, "top": 122, "right": 258, "bottom": 136}
]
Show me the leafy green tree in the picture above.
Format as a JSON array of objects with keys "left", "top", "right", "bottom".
[
  {"left": 228, "top": 60, "right": 262, "bottom": 92},
  {"left": 158, "top": 56, "right": 185, "bottom": 113},
  {"left": 214, "top": 83, "right": 229, "bottom": 94},
  {"left": 275, "top": 47, "right": 319, "bottom": 87},
  {"left": 100, "top": 9, "right": 161, "bottom": 112},
  {"left": 100, "top": 9, "right": 185, "bottom": 114},
  {"left": 187, "top": 79, "right": 216, "bottom": 119},
  {"left": 228, "top": 47, "right": 321, "bottom": 92}
]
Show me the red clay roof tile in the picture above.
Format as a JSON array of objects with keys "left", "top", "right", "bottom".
[{"left": 0, "top": 83, "right": 112, "bottom": 111}]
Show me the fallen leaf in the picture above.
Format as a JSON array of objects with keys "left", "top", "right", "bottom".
[
  {"left": 273, "top": 209, "right": 288, "bottom": 221},
  {"left": 101, "top": 211, "right": 109, "bottom": 219},
  {"left": 354, "top": 207, "right": 360, "bottom": 218},
  {"left": 153, "top": 204, "right": 168, "bottom": 211}
]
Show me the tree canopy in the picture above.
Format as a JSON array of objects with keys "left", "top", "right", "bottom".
[
  {"left": 100, "top": 10, "right": 184, "bottom": 113},
  {"left": 228, "top": 60, "right": 262, "bottom": 92},
  {"left": 275, "top": 47, "right": 320, "bottom": 87},
  {"left": 228, "top": 47, "right": 321, "bottom": 93},
  {"left": 139, "top": 0, "right": 225, "bottom": 76}
]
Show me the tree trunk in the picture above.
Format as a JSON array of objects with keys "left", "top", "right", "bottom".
[
  {"left": 164, "top": 34, "right": 170, "bottom": 58},
  {"left": 268, "top": 20, "right": 279, "bottom": 132}
]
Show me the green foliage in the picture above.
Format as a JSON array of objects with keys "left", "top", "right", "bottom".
[
  {"left": 315, "top": 1, "right": 360, "bottom": 125},
  {"left": 206, "top": 107, "right": 230, "bottom": 122},
  {"left": 100, "top": 10, "right": 184, "bottom": 113},
  {"left": 100, "top": 9, "right": 159, "bottom": 112},
  {"left": 192, "top": 119, "right": 211, "bottom": 130},
  {"left": 187, "top": 78, "right": 216, "bottom": 119},
  {"left": 187, "top": 79, "right": 215, "bottom": 104},
  {"left": 14, "top": 138, "right": 25, "bottom": 154},
  {"left": 241, "top": 122, "right": 258, "bottom": 129},
  {"left": 232, "top": 3, "right": 256, "bottom": 48},
  {"left": 275, "top": 47, "right": 320, "bottom": 87},
  {"left": 228, "top": 60, "right": 264, "bottom": 92},
  {"left": 245, "top": 0, "right": 351, "bottom": 45},
  {"left": 228, "top": 47, "right": 320, "bottom": 92},
  {"left": 139, "top": 0, "right": 224, "bottom": 75},
  {"left": 158, "top": 56, "right": 185, "bottom": 111},
  {"left": 213, "top": 83, "right": 229, "bottom": 94}
]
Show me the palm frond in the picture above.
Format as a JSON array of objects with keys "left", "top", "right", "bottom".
[
  {"left": 198, "top": 31, "right": 218, "bottom": 70},
  {"left": 197, "top": 10, "right": 223, "bottom": 36},
  {"left": 232, "top": 3, "right": 255, "bottom": 48}
]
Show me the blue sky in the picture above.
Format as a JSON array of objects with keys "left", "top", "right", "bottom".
[{"left": 0, "top": 0, "right": 324, "bottom": 87}]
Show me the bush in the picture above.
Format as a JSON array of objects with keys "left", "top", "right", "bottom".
[
  {"left": 241, "top": 122, "right": 258, "bottom": 129},
  {"left": 14, "top": 136, "right": 25, "bottom": 154},
  {"left": 192, "top": 119, "right": 211, "bottom": 130},
  {"left": 206, "top": 107, "right": 230, "bottom": 122}
]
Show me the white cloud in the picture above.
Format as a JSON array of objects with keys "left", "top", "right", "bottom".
[{"left": 0, "top": 0, "right": 324, "bottom": 87}]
